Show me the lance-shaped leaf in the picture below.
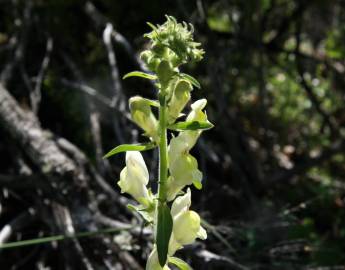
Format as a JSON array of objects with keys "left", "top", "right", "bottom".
[
  {"left": 123, "top": 71, "right": 157, "bottom": 80},
  {"left": 103, "top": 142, "right": 156, "bottom": 159},
  {"left": 179, "top": 73, "right": 200, "bottom": 89},
  {"left": 169, "top": 257, "right": 193, "bottom": 270},
  {"left": 156, "top": 202, "right": 173, "bottom": 267},
  {"left": 168, "top": 120, "right": 214, "bottom": 131}
]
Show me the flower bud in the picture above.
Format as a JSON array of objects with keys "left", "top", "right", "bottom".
[
  {"left": 167, "top": 80, "right": 192, "bottom": 124},
  {"left": 157, "top": 60, "right": 175, "bottom": 88},
  {"left": 140, "top": 50, "right": 152, "bottom": 64},
  {"left": 129, "top": 96, "right": 158, "bottom": 141},
  {"left": 118, "top": 151, "right": 152, "bottom": 206}
]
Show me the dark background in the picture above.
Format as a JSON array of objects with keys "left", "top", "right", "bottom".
[{"left": 0, "top": 0, "right": 344, "bottom": 269}]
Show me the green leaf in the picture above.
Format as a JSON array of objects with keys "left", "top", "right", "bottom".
[
  {"left": 103, "top": 142, "right": 156, "bottom": 159},
  {"left": 0, "top": 227, "right": 132, "bottom": 250},
  {"left": 169, "top": 257, "right": 193, "bottom": 270},
  {"left": 179, "top": 73, "right": 201, "bottom": 89},
  {"left": 156, "top": 202, "right": 173, "bottom": 267},
  {"left": 168, "top": 121, "right": 214, "bottom": 131},
  {"left": 123, "top": 71, "right": 157, "bottom": 80}
]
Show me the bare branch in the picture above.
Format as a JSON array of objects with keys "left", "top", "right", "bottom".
[{"left": 31, "top": 37, "right": 53, "bottom": 114}]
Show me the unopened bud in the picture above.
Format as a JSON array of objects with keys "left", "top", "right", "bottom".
[
  {"left": 129, "top": 96, "right": 158, "bottom": 141},
  {"left": 167, "top": 80, "right": 192, "bottom": 124}
]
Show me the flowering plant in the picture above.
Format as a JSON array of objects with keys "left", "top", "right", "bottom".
[{"left": 104, "top": 16, "right": 213, "bottom": 269}]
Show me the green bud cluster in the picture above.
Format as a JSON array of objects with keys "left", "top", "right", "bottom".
[
  {"left": 140, "top": 16, "right": 204, "bottom": 70},
  {"left": 105, "top": 16, "right": 213, "bottom": 270}
]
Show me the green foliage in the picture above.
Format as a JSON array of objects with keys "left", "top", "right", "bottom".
[
  {"left": 103, "top": 142, "right": 156, "bottom": 159},
  {"left": 156, "top": 202, "right": 173, "bottom": 266},
  {"left": 168, "top": 120, "right": 213, "bottom": 131},
  {"left": 123, "top": 71, "right": 157, "bottom": 80}
]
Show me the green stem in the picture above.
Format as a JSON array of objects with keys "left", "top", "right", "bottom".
[{"left": 158, "top": 93, "right": 168, "bottom": 202}]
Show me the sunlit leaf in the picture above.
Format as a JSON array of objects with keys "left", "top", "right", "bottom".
[
  {"left": 103, "top": 142, "right": 156, "bottom": 159},
  {"left": 168, "top": 120, "right": 214, "bottom": 131},
  {"left": 123, "top": 71, "right": 157, "bottom": 80},
  {"left": 0, "top": 227, "right": 131, "bottom": 250},
  {"left": 179, "top": 73, "right": 201, "bottom": 89}
]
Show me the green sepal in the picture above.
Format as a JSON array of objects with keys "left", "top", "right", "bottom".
[
  {"left": 123, "top": 71, "right": 157, "bottom": 80},
  {"left": 169, "top": 257, "right": 193, "bottom": 270},
  {"left": 103, "top": 142, "right": 156, "bottom": 159},
  {"left": 179, "top": 73, "right": 200, "bottom": 89},
  {"left": 156, "top": 202, "right": 173, "bottom": 267},
  {"left": 168, "top": 120, "right": 214, "bottom": 131},
  {"left": 146, "top": 22, "right": 158, "bottom": 31}
]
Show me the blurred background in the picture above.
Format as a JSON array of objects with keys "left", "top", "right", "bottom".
[{"left": 0, "top": 0, "right": 345, "bottom": 269}]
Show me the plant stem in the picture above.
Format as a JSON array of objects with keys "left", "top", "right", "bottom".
[{"left": 158, "top": 93, "right": 168, "bottom": 202}]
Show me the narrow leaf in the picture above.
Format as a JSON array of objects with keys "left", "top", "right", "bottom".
[
  {"left": 169, "top": 257, "right": 193, "bottom": 270},
  {"left": 180, "top": 73, "right": 201, "bottom": 89},
  {"left": 168, "top": 121, "right": 214, "bottom": 131},
  {"left": 123, "top": 71, "right": 157, "bottom": 80},
  {"left": 0, "top": 227, "right": 132, "bottom": 250},
  {"left": 156, "top": 202, "right": 173, "bottom": 267},
  {"left": 103, "top": 142, "right": 155, "bottom": 159}
]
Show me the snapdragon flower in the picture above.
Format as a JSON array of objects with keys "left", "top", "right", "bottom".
[
  {"left": 118, "top": 151, "right": 153, "bottom": 207},
  {"left": 166, "top": 99, "right": 209, "bottom": 200},
  {"left": 167, "top": 79, "right": 192, "bottom": 124},
  {"left": 129, "top": 96, "right": 159, "bottom": 142},
  {"left": 169, "top": 189, "right": 207, "bottom": 254},
  {"left": 146, "top": 189, "right": 207, "bottom": 269}
]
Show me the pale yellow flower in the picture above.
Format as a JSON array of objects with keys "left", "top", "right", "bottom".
[
  {"left": 167, "top": 79, "right": 192, "bottom": 124},
  {"left": 129, "top": 96, "right": 158, "bottom": 141},
  {"left": 167, "top": 152, "right": 202, "bottom": 201},
  {"left": 168, "top": 189, "right": 207, "bottom": 255},
  {"left": 118, "top": 151, "right": 152, "bottom": 206}
]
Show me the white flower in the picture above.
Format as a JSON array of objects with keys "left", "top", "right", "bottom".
[
  {"left": 168, "top": 189, "right": 207, "bottom": 255},
  {"left": 118, "top": 151, "right": 152, "bottom": 206}
]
